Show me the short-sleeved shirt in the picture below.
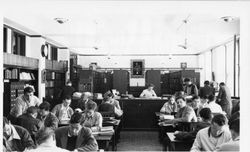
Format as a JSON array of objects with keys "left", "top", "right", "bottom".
[
  {"left": 10, "top": 94, "right": 41, "bottom": 117},
  {"left": 140, "top": 89, "right": 157, "bottom": 98}
]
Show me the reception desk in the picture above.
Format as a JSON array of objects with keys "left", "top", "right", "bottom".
[{"left": 119, "top": 99, "right": 167, "bottom": 131}]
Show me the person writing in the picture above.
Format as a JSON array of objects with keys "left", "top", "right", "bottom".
[{"left": 140, "top": 83, "right": 157, "bottom": 99}]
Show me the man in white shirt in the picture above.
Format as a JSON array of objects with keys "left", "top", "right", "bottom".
[
  {"left": 10, "top": 86, "right": 41, "bottom": 118},
  {"left": 218, "top": 118, "right": 239, "bottom": 151},
  {"left": 205, "top": 94, "right": 225, "bottom": 114},
  {"left": 27, "top": 127, "right": 69, "bottom": 152},
  {"left": 190, "top": 114, "right": 231, "bottom": 152},
  {"left": 140, "top": 83, "right": 157, "bottom": 98}
]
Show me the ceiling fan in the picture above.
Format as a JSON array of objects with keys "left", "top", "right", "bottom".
[{"left": 177, "top": 15, "right": 190, "bottom": 50}]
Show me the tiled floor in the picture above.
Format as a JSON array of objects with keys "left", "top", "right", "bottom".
[{"left": 116, "top": 131, "right": 163, "bottom": 151}]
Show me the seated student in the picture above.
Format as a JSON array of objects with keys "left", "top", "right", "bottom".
[
  {"left": 80, "top": 100, "right": 103, "bottom": 132},
  {"left": 37, "top": 101, "right": 59, "bottom": 130},
  {"left": 159, "top": 96, "right": 197, "bottom": 125},
  {"left": 75, "top": 92, "right": 92, "bottom": 111},
  {"left": 98, "top": 91, "right": 123, "bottom": 118},
  {"left": 205, "top": 94, "right": 224, "bottom": 114},
  {"left": 3, "top": 117, "right": 35, "bottom": 151},
  {"left": 160, "top": 95, "right": 178, "bottom": 114},
  {"left": 26, "top": 127, "right": 69, "bottom": 152},
  {"left": 191, "top": 96, "right": 203, "bottom": 116},
  {"left": 140, "top": 83, "right": 158, "bottom": 98},
  {"left": 55, "top": 112, "right": 98, "bottom": 151},
  {"left": 174, "top": 108, "right": 212, "bottom": 140},
  {"left": 52, "top": 95, "right": 74, "bottom": 122},
  {"left": 102, "top": 90, "right": 122, "bottom": 110},
  {"left": 190, "top": 114, "right": 231, "bottom": 152},
  {"left": 218, "top": 118, "right": 239, "bottom": 151},
  {"left": 17, "top": 106, "right": 42, "bottom": 141}
]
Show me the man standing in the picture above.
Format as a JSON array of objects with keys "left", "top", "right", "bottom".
[
  {"left": 217, "top": 82, "right": 232, "bottom": 118},
  {"left": 3, "top": 117, "right": 35, "bottom": 151},
  {"left": 190, "top": 114, "right": 231, "bottom": 152},
  {"left": 55, "top": 112, "right": 98, "bottom": 151},
  {"left": 60, "top": 80, "right": 75, "bottom": 100},
  {"left": 199, "top": 80, "right": 215, "bottom": 99},
  {"left": 9, "top": 86, "right": 41, "bottom": 122},
  {"left": 183, "top": 78, "right": 198, "bottom": 98}
]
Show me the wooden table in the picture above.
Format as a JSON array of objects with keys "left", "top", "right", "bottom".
[
  {"left": 95, "top": 134, "right": 114, "bottom": 151},
  {"left": 164, "top": 132, "right": 194, "bottom": 151}
]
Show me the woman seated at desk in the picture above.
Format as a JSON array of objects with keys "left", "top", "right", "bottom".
[
  {"left": 160, "top": 95, "right": 178, "bottom": 114},
  {"left": 80, "top": 100, "right": 103, "bottom": 132},
  {"left": 139, "top": 83, "right": 158, "bottom": 99}
]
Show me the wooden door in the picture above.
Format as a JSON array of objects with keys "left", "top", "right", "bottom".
[
  {"left": 146, "top": 70, "right": 161, "bottom": 96},
  {"left": 113, "top": 70, "right": 129, "bottom": 94}
]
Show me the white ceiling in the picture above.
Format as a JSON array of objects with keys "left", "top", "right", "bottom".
[{"left": 3, "top": 0, "right": 240, "bottom": 55}]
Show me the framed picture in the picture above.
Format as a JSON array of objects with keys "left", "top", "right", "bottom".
[{"left": 131, "top": 59, "right": 145, "bottom": 78}]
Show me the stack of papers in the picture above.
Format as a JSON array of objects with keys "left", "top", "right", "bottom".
[
  {"left": 160, "top": 115, "right": 174, "bottom": 120},
  {"left": 93, "top": 126, "right": 114, "bottom": 136}
]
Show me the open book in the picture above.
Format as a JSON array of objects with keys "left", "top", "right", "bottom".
[{"left": 92, "top": 126, "right": 114, "bottom": 136}]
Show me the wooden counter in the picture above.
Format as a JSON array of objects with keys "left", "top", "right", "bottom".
[{"left": 119, "top": 99, "right": 167, "bottom": 131}]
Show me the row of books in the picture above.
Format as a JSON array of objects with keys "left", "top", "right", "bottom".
[
  {"left": 4, "top": 69, "right": 19, "bottom": 79},
  {"left": 19, "top": 72, "right": 36, "bottom": 80}
]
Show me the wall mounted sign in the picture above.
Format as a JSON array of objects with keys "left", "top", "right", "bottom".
[{"left": 131, "top": 59, "right": 145, "bottom": 78}]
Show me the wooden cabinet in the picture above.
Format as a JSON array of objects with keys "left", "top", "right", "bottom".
[
  {"left": 113, "top": 70, "right": 129, "bottom": 94},
  {"left": 121, "top": 99, "right": 166, "bottom": 130},
  {"left": 146, "top": 70, "right": 161, "bottom": 96}
]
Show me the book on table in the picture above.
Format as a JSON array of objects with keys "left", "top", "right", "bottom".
[{"left": 92, "top": 126, "right": 114, "bottom": 135}]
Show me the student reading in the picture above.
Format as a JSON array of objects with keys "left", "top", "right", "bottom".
[{"left": 140, "top": 83, "right": 157, "bottom": 99}]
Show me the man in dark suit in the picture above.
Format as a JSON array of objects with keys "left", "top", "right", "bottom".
[
  {"left": 217, "top": 82, "right": 232, "bottom": 118},
  {"left": 199, "top": 80, "right": 215, "bottom": 99},
  {"left": 3, "top": 117, "right": 35, "bottom": 151},
  {"left": 17, "top": 106, "right": 42, "bottom": 141},
  {"left": 55, "top": 112, "right": 98, "bottom": 151}
]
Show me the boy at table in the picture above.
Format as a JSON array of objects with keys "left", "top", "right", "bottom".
[
  {"left": 80, "top": 100, "right": 103, "bottom": 132},
  {"left": 160, "top": 95, "right": 178, "bottom": 114},
  {"left": 55, "top": 112, "right": 98, "bottom": 151},
  {"left": 159, "top": 96, "right": 197, "bottom": 126}
]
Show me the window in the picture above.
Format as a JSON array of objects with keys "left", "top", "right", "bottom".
[
  {"left": 11, "top": 31, "right": 26, "bottom": 56},
  {"left": 3, "top": 27, "right": 7, "bottom": 52}
]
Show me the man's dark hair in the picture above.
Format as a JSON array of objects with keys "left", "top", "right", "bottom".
[
  {"left": 184, "top": 78, "right": 191, "bottom": 82},
  {"left": 35, "top": 127, "right": 55, "bottom": 145},
  {"left": 39, "top": 101, "right": 51, "bottom": 111},
  {"left": 63, "top": 95, "right": 71, "bottom": 100},
  {"left": 86, "top": 100, "right": 97, "bottom": 110},
  {"left": 220, "top": 82, "right": 226, "bottom": 86},
  {"left": 66, "top": 80, "right": 72, "bottom": 84},
  {"left": 24, "top": 86, "right": 34, "bottom": 94},
  {"left": 147, "top": 83, "right": 155, "bottom": 88},
  {"left": 204, "top": 80, "right": 210, "bottom": 85},
  {"left": 199, "top": 108, "right": 212, "bottom": 120},
  {"left": 176, "top": 96, "right": 186, "bottom": 102},
  {"left": 208, "top": 94, "right": 216, "bottom": 102},
  {"left": 229, "top": 118, "right": 239, "bottom": 134},
  {"left": 44, "top": 113, "right": 58, "bottom": 129},
  {"left": 26, "top": 106, "right": 38, "bottom": 114},
  {"left": 212, "top": 114, "right": 228, "bottom": 126},
  {"left": 192, "top": 95, "right": 200, "bottom": 101},
  {"left": 70, "top": 112, "right": 82, "bottom": 124}
]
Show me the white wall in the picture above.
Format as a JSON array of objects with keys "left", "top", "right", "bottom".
[{"left": 78, "top": 55, "right": 199, "bottom": 69}]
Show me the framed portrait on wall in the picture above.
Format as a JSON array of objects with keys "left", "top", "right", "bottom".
[{"left": 131, "top": 59, "right": 145, "bottom": 78}]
